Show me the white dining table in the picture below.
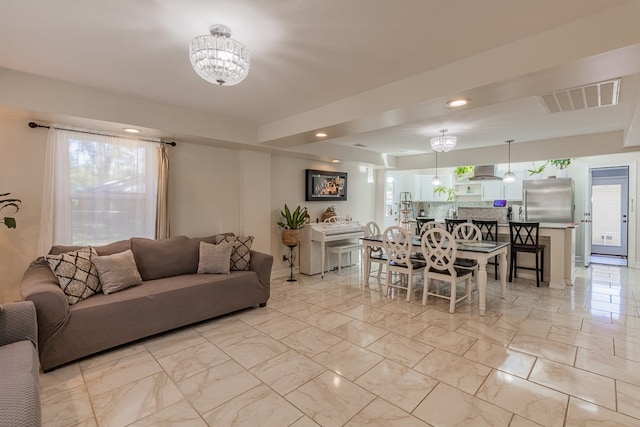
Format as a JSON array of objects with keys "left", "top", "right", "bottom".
[{"left": 361, "top": 236, "right": 509, "bottom": 315}]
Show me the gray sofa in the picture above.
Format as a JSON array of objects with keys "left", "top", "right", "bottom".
[
  {"left": 20, "top": 234, "right": 273, "bottom": 371},
  {"left": 0, "top": 301, "right": 41, "bottom": 427}
]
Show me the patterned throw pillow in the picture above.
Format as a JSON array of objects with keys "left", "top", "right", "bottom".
[
  {"left": 215, "top": 235, "right": 254, "bottom": 271},
  {"left": 45, "top": 247, "right": 101, "bottom": 305}
]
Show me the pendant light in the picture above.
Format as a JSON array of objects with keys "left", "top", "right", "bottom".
[
  {"left": 432, "top": 151, "right": 441, "bottom": 186},
  {"left": 503, "top": 139, "right": 516, "bottom": 183}
]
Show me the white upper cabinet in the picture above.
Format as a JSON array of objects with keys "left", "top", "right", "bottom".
[
  {"left": 504, "top": 170, "right": 525, "bottom": 200},
  {"left": 482, "top": 180, "right": 504, "bottom": 200},
  {"left": 416, "top": 174, "right": 453, "bottom": 201}
]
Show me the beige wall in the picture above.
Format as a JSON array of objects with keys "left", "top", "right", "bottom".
[
  {"left": 270, "top": 157, "right": 377, "bottom": 278},
  {"left": 0, "top": 113, "right": 47, "bottom": 302}
]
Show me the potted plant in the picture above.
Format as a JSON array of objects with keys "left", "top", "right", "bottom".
[
  {"left": 453, "top": 166, "right": 474, "bottom": 180},
  {"left": 1, "top": 192, "right": 21, "bottom": 229},
  {"left": 527, "top": 161, "right": 547, "bottom": 176},
  {"left": 434, "top": 185, "right": 457, "bottom": 201},
  {"left": 277, "top": 204, "right": 309, "bottom": 247},
  {"left": 549, "top": 159, "right": 572, "bottom": 169}
]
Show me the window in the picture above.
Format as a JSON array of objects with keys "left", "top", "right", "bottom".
[{"left": 45, "top": 128, "right": 159, "bottom": 246}]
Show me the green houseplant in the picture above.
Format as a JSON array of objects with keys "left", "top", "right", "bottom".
[
  {"left": 453, "top": 166, "right": 474, "bottom": 179},
  {"left": 1, "top": 192, "right": 21, "bottom": 229},
  {"left": 277, "top": 204, "right": 309, "bottom": 246},
  {"left": 549, "top": 158, "right": 572, "bottom": 169},
  {"left": 434, "top": 185, "right": 457, "bottom": 201},
  {"left": 527, "top": 161, "right": 547, "bottom": 176}
]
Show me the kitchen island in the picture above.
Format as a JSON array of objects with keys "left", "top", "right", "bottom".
[{"left": 497, "top": 222, "right": 578, "bottom": 290}]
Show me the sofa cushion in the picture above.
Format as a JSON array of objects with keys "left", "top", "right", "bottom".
[
  {"left": 215, "top": 235, "right": 254, "bottom": 271},
  {"left": 94, "top": 249, "right": 143, "bottom": 294},
  {"left": 45, "top": 247, "right": 101, "bottom": 305},
  {"left": 49, "top": 239, "right": 131, "bottom": 256},
  {"left": 197, "top": 241, "right": 233, "bottom": 274},
  {"left": 131, "top": 236, "right": 199, "bottom": 280}
]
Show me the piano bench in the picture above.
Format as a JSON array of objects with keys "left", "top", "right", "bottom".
[{"left": 326, "top": 242, "right": 363, "bottom": 275}]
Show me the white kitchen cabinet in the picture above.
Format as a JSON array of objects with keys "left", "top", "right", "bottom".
[
  {"left": 482, "top": 180, "right": 504, "bottom": 200},
  {"left": 504, "top": 170, "right": 525, "bottom": 200},
  {"left": 417, "top": 174, "right": 453, "bottom": 201},
  {"left": 455, "top": 182, "right": 482, "bottom": 201}
]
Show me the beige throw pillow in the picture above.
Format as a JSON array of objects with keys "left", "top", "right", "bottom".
[
  {"left": 198, "top": 241, "right": 233, "bottom": 274},
  {"left": 93, "top": 249, "right": 143, "bottom": 294},
  {"left": 45, "top": 247, "right": 101, "bottom": 305}
]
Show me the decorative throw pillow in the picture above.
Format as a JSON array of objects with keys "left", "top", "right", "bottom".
[
  {"left": 214, "top": 235, "right": 254, "bottom": 271},
  {"left": 45, "top": 247, "right": 101, "bottom": 305},
  {"left": 93, "top": 249, "right": 143, "bottom": 295},
  {"left": 197, "top": 241, "right": 233, "bottom": 274}
]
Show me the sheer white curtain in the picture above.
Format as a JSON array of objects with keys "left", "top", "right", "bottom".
[{"left": 39, "top": 126, "right": 159, "bottom": 253}]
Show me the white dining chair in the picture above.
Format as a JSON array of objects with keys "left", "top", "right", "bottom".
[
  {"left": 363, "top": 221, "right": 386, "bottom": 287},
  {"left": 382, "top": 226, "right": 426, "bottom": 301},
  {"left": 451, "top": 222, "right": 482, "bottom": 274},
  {"left": 420, "top": 228, "right": 473, "bottom": 313},
  {"left": 419, "top": 220, "right": 445, "bottom": 236}
]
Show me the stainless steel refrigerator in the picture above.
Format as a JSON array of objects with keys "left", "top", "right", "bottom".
[{"left": 523, "top": 178, "right": 574, "bottom": 223}]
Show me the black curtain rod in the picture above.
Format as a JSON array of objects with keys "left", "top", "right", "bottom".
[{"left": 28, "top": 122, "right": 177, "bottom": 146}]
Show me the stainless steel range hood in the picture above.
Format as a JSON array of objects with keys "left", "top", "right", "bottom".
[{"left": 469, "top": 165, "right": 503, "bottom": 181}]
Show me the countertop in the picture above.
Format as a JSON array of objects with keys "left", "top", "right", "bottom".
[{"left": 423, "top": 218, "right": 579, "bottom": 229}]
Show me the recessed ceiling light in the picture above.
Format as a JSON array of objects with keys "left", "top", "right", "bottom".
[
  {"left": 316, "top": 132, "right": 328, "bottom": 138},
  {"left": 446, "top": 98, "right": 469, "bottom": 107},
  {"left": 332, "top": 159, "right": 340, "bottom": 163},
  {"left": 123, "top": 128, "right": 140, "bottom": 133}
]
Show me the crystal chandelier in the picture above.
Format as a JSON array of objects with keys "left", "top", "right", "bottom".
[
  {"left": 189, "top": 24, "right": 250, "bottom": 86},
  {"left": 503, "top": 139, "right": 516, "bottom": 183},
  {"left": 430, "top": 129, "right": 457, "bottom": 152}
]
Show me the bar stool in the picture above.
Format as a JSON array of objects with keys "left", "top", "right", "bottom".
[
  {"left": 508, "top": 221, "right": 544, "bottom": 287},
  {"left": 472, "top": 219, "right": 499, "bottom": 280},
  {"left": 445, "top": 218, "right": 466, "bottom": 233},
  {"left": 415, "top": 218, "right": 434, "bottom": 235}
]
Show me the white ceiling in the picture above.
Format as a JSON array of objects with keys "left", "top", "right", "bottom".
[{"left": 1, "top": 0, "right": 640, "bottom": 166}]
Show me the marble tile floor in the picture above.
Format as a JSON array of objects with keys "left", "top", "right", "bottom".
[{"left": 39, "top": 264, "right": 640, "bottom": 426}]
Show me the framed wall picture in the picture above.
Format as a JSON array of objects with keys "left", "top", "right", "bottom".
[{"left": 305, "top": 169, "right": 348, "bottom": 201}]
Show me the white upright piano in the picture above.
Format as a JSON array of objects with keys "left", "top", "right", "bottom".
[{"left": 300, "top": 220, "right": 364, "bottom": 277}]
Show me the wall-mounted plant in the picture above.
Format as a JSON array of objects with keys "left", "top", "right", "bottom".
[
  {"left": 549, "top": 159, "right": 573, "bottom": 169},
  {"left": 453, "top": 166, "right": 474, "bottom": 179},
  {"left": 1, "top": 192, "right": 21, "bottom": 229},
  {"left": 527, "top": 162, "right": 547, "bottom": 176},
  {"left": 434, "top": 185, "right": 457, "bottom": 201}
]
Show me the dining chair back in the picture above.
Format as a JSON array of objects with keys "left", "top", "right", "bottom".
[
  {"left": 419, "top": 220, "right": 445, "bottom": 236},
  {"left": 472, "top": 220, "right": 500, "bottom": 279},
  {"left": 363, "top": 221, "right": 386, "bottom": 287},
  {"left": 451, "top": 222, "right": 482, "bottom": 241},
  {"left": 382, "top": 226, "right": 425, "bottom": 301},
  {"left": 508, "top": 221, "right": 544, "bottom": 287},
  {"left": 415, "top": 218, "right": 434, "bottom": 235},
  {"left": 420, "top": 228, "right": 473, "bottom": 313},
  {"left": 451, "top": 223, "right": 481, "bottom": 273},
  {"left": 445, "top": 218, "right": 467, "bottom": 233}
]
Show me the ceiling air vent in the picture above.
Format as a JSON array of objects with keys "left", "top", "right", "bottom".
[{"left": 539, "top": 78, "right": 620, "bottom": 113}]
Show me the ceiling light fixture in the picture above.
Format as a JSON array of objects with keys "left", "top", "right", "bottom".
[
  {"left": 503, "top": 139, "right": 516, "bottom": 184},
  {"left": 446, "top": 98, "right": 469, "bottom": 107},
  {"left": 123, "top": 128, "right": 140, "bottom": 133},
  {"left": 316, "top": 132, "right": 328, "bottom": 138},
  {"left": 430, "top": 129, "right": 457, "bottom": 152},
  {"left": 432, "top": 151, "right": 441, "bottom": 186},
  {"left": 189, "top": 24, "right": 250, "bottom": 86}
]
